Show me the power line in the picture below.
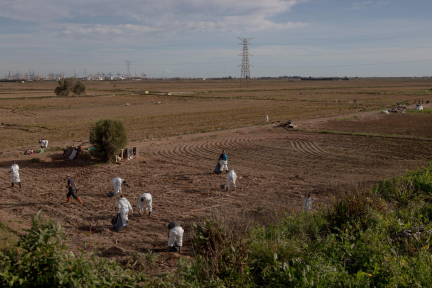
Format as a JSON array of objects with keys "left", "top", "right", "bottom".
[
  {"left": 253, "top": 30, "right": 432, "bottom": 46},
  {"left": 267, "top": 45, "right": 432, "bottom": 57},
  {"left": 299, "top": 59, "right": 432, "bottom": 68},
  {"left": 255, "top": 59, "right": 432, "bottom": 69}
]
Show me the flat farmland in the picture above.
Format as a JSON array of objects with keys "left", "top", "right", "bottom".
[
  {"left": 1, "top": 78, "right": 432, "bottom": 150},
  {"left": 1, "top": 78, "right": 432, "bottom": 273}
]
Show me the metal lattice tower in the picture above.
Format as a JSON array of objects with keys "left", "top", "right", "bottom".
[
  {"left": 238, "top": 37, "right": 253, "bottom": 87},
  {"left": 126, "top": 61, "right": 132, "bottom": 78}
]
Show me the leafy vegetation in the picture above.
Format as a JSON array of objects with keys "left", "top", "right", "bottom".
[
  {"left": 89, "top": 119, "right": 127, "bottom": 162},
  {"left": 0, "top": 211, "right": 154, "bottom": 287},
  {"left": 409, "top": 108, "right": 432, "bottom": 114},
  {"left": 29, "top": 157, "right": 41, "bottom": 163},
  {"left": 54, "top": 77, "right": 86, "bottom": 97},
  {"left": 179, "top": 163, "right": 432, "bottom": 287}
]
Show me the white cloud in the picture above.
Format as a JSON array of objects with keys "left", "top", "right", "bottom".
[
  {"left": 352, "top": 1, "right": 372, "bottom": 10},
  {"left": 0, "top": 0, "right": 309, "bottom": 34}
]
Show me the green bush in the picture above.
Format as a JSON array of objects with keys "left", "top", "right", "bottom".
[
  {"left": 373, "top": 163, "right": 432, "bottom": 205},
  {"left": 0, "top": 211, "right": 153, "bottom": 287},
  {"left": 89, "top": 119, "right": 127, "bottom": 162},
  {"left": 30, "top": 158, "right": 40, "bottom": 163},
  {"left": 181, "top": 163, "right": 432, "bottom": 287},
  {"left": 54, "top": 77, "right": 86, "bottom": 97},
  {"left": 188, "top": 219, "right": 253, "bottom": 287}
]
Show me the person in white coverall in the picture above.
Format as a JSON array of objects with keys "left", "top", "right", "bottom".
[
  {"left": 226, "top": 170, "right": 237, "bottom": 191},
  {"left": 138, "top": 193, "right": 152, "bottom": 216},
  {"left": 117, "top": 194, "right": 133, "bottom": 223},
  {"left": 39, "top": 139, "right": 48, "bottom": 153},
  {"left": 265, "top": 114, "right": 269, "bottom": 123},
  {"left": 9, "top": 161, "right": 21, "bottom": 188},
  {"left": 167, "top": 221, "right": 184, "bottom": 253},
  {"left": 111, "top": 177, "right": 126, "bottom": 196},
  {"left": 303, "top": 194, "right": 313, "bottom": 212}
]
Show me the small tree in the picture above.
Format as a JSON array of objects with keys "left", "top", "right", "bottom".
[
  {"left": 73, "top": 79, "right": 86, "bottom": 95},
  {"left": 89, "top": 119, "right": 127, "bottom": 162},
  {"left": 54, "top": 77, "right": 86, "bottom": 97}
]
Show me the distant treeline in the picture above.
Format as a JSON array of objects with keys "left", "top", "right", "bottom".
[{"left": 301, "top": 76, "right": 349, "bottom": 81}]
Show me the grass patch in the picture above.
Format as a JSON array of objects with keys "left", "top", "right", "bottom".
[
  {"left": 48, "top": 146, "right": 63, "bottom": 152},
  {"left": 409, "top": 108, "right": 432, "bottom": 114},
  {"left": 30, "top": 157, "right": 41, "bottom": 163}
]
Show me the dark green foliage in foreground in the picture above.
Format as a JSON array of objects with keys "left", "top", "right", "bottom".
[
  {"left": 180, "top": 163, "right": 432, "bottom": 287},
  {"left": 0, "top": 211, "right": 151, "bottom": 287},
  {"left": 54, "top": 77, "right": 86, "bottom": 97},
  {"left": 374, "top": 163, "right": 432, "bottom": 205},
  {"left": 89, "top": 119, "right": 127, "bottom": 162}
]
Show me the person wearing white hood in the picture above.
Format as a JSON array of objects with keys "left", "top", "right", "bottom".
[
  {"left": 111, "top": 177, "right": 126, "bottom": 196},
  {"left": 39, "top": 139, "right": 48, "bottom": 153},
  {"left": 117, "top": 194, "right": 133, "bottom": 223},
  {"left": 226, "top": 169, "right": 237, "bottom": 191},
  {"left": 167, "top": 221, "right": 184, "bottom": 253},
  {"left": 138, "top": 193, "right": 152, "bottom": 216},
  {"left": 303, "top": 194, "right": 313, "bottom": 212},
  {"left": 9, "top": 161, "right": 21, "bottom": 188}
]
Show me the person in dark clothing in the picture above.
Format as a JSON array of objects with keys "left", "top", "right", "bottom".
[
  {"left": 218, "top": 150, "right": 229, "bottom": 173},
  {"left": 66, "top": 174, "right": 82, "bottom": 204}
]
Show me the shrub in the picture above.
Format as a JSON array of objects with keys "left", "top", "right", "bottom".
[
  {"left": 54, "top": 77, "right": 86, "bottom": 97},
  {"left": 89, "top": 119, "right": 127, "bottom": 162},
  {"left": 189, "top": 219, "right": 253, "bottom": 286},
  {"left": 374, "top": 162, "right": 432, "bottom": 205},
  {"left": 325, "top": 190, "right": 386, "bottom": 233},
  {"left": 0, "top": 211, "right": 152, "bottom": 287},
  {"left": 30, "top": 157, "right": 40, "bottom": 163},
  {"left": 182, "top": 163, "right": 432, "bottom": 287}
]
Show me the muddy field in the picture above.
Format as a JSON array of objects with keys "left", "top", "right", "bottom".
[{"left": 1, "top": 79, "right": 432, "bottom": 273}]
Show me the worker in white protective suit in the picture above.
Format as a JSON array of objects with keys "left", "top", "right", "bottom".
[
  {"left": 9, "top": 161, "right": 21, "bottom": 188},
  {"left": 111, "top": 177, "right": 126, "bottom": 196},
  {"left": 226, "top": 170, "right": 237, "bottom": 191},
  {"left": 265, "top": 114, "right": 269, "bottom": 123},
  {"left": 117, "top": 194, "right": 133, "bottom": 223},
  {"left": 218, "top": 150, "right": 228, "bottom": 173},
  {"left": 138, "top": 193, "right": 152, "bottom": 217},
  {"left": 39, "top": 139, "right": 48, "bottom": 153},
  {"left": 167, "top": 221, "right": 184, "bottom": 253},
  {"left": 303, "top": 194, "right": 313, "bottom": 212}
]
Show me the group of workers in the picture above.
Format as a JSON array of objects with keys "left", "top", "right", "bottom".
[
  {"left": 7, "top": 145, "right": 313, "bottom": 254},
  {"left": 110, "top": 178, "right": 180, "bottom": 252}
]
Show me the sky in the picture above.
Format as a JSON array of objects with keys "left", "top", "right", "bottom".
[{"left": 1, "top": 0, "right": 432, "bottom": 78}]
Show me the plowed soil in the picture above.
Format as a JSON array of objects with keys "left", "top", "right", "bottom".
[
  {"left": 1, "top": 121, "right": 432, "bottom": 272},
  {"left": 1, "top": 79, "right": 432, "bottom": 273}
]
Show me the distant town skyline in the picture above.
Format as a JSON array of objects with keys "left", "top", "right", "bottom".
[{"left": 1, "top": 0, "right": 432, "bottom": 78}]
